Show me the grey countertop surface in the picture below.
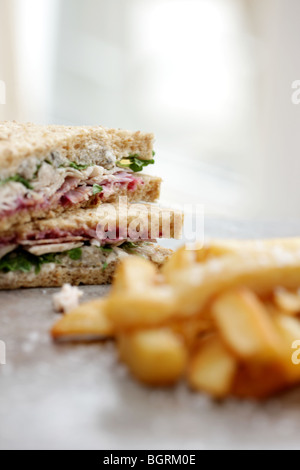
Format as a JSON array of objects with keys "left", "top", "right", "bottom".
[{"left": 2, "top": 218, "right": 300, "bottom": 450}]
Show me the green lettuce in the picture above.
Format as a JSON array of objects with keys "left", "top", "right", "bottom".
[
  {"left": 67, "top": 247, "right": 82, "bottom": 260},
  {"left": 69, "top": 162, "right": 90, "bottom": 170},
  {"left": 0, "top": 249, "right": 60, "bottom": 275},
  {"left": 0, "top": 175, "right": 33, "bottom": 190},
  {"left": 117, "top": 154, "right": 155, "bottom": 173},
  {"left": 92, "top": 184, "right": 103, "bottom": 195},
  {"left": 121, "top": 241, "right": 139, "bottom": 252},
  {"left": 0, "top": 246, "right": 83, "bottom": 275}
]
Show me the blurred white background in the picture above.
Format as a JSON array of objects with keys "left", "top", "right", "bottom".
[{"left": 0, "top": 0, "right": 300, "bottom": 220}]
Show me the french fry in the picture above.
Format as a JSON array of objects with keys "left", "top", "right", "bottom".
[
  {"left": 188, "top": 335, "right": 237, "bottom": 398},
  {"left": 170, "top": 313, "right": 213, "bottom": 350},
  {"left": 106, "top": 256, "right": 177, "bottom": 329},
  {"left": 273, "top": 314, "right": 300, "bottom": 380},
  {"left": 49, "top": 237, "right": 300, "bottom": 400},
  {"left": 197, "top": 238, "right": 300, "bottom": 258},
  {"left": 163, "top": 240, "right": 245, "bottom": 279},
  {"left": 212, "top": 288, "right": 283, "bottom": 361},
  {"left": 232, "top": 362, "right": 288, "bottom": 400},
  {"left": 51, "top": 299, "right": 113, "bottom": 340},
  {"left": 162, "top": 246, "right": 197, "bottom": 279},
  {"left": 274, "top": 287, "right": 300, "bottom": 314},
  {"left": 274, "top": 314, "right": 300, "bottom": 342},
  {"left": 117, "top": 328, "right": 187, "bottom": 386},
  {"left": 194, "top": 240, "right": 240, "bottom": 263},
  {"left": 174, "top": 242, "right": 300, "bottom": 317},
  {"left": 106, "top": 286, "right": 176, "bottom": 330},
  {"left": 112, "top": 257, "right": 158, "bottom": 294}
]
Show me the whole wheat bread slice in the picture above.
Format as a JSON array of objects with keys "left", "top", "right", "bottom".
[{"left": 0, "top": 121, "right": 154, "bottom": 176}]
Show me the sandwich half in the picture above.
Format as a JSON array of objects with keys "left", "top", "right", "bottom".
[
  {"left": 0, "top": 121, "right": 160, "bottom": 231},
  {"left": 0, "top": 204, "right": 183, "bottom": 289}
]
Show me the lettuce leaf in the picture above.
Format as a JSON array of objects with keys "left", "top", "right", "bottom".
[
  {"left": 117, "top": 154, "right": 155, "bottom": 173},
  {"left": 0, "top": 249, "right": 60, "bottom": 274},
  {"left": 69, "top": 162, "right": 90, "bottom": 170},
  {"left": 102, "top": 262, "right": 108, "bottom": 271},
  {"left": 92, "top": 184, "right": 103, "bottom": 195},
  {"left": 67, "top": 247, "right": 82, "bottom": 260},
  {"left": 121, "top": 241, "right": 139, "bottom": 252},
  {"left": 100, "top": 246, "right": 113, "bottom": 252},
  {"left": 0, "top": 175, "right": 33, "bottom": 190}
]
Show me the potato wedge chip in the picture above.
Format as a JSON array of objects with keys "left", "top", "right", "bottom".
[
  {"left": 273, "top": 314, "right": 300, "bottom": 380},
  {"left": 112, "top": 257, "right": 158, "bottom": 294},
  {"left": 175, "top": 243, "right": 300, "bottom": 316},
  {"left": 170, "top": 313, "right": 213, "bottom": 350},
  {"left": 274, "top": 314, "right": 300, "bottom": 344},
  {"left": 212, "top": 288, "right": 283, "bottom": 361},
  {"left": 51, "top": 299, "right": 113, "bottom": 340},
  {"left": 188, "top": 335, "right": 237, "bottom": 398},
  {"left": 274, "top": 287, "right": 300, "bottom": 314},
  {"left": 162, "top": 246, "right": 197, "bottom": 280},
  {"left": 49, "top": 237, "right": 300, "bottom": 400},
  {"left": 194, "top": 241, "right": 239, "bottom": 263},
  {"left": 232, "top": 362, "right": 288, "bottom": 400},
  {"left": 106, "top": 286, "right": 176, "bottom": 330},
  {"left": 117, "top": 328, "right": 187, "bottom": 386}
]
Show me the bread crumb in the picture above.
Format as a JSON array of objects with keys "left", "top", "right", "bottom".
[{"left": 53, "top": 284, "right": 83, "bottom": 313}]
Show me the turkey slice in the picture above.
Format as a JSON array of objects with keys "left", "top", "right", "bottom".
[
  {"left": 0, "top": 244, "right": 18, "bottom": 260},
  {"left": 24, "top": 242, "right": 83, "bottom": 256},
  {"left": 22, "top": 237, "right": 84, "bottom": 246}
]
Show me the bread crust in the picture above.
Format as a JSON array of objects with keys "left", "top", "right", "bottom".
[{"left": 0, "top": 121, "right": 154, "bottom": 174}]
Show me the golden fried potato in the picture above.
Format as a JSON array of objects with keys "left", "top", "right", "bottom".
[
  {"left": 170, "top": 313, "right": 213, "bottom": 350},
  {"left": 274, "top": 288, "right": 300, "bottom": 314},
  {"left": 51, "top": 299, "right": 113, "bottom": 340},
  {"left": 106, "top": 286, "right": 176, "bottom": 330},
  {"left": 187, "top": 335, "right": 237, "bottom": 398},
  {"left": 162, "top": 246, "right": 197, "bottom": 280},
  {"left": 106, "top": 256, "right": 178, "bottom": 330},
  {"left": 163, "top": 240, "right": 243, "bottom": 276},
  {"left": 193, "top": 240, "right": 239, "bottom": 263},
  {"left": 274, "top": 314, "right": 300, "bottom": 344},
  {"left": 112, "top": 257, "right": 158, "bottom": 294},
  {"left": 232, "top": 362, "right": 288, "bottom": 400},
  {"left": 174, "top": 242, "right": 300, "bottom": 316},
  {"left": 273, "top": 314, "right": 300, "bottom": 380},
  {"left": 117, "top": 328, "right": 187, "bottom": 386},
  {"left": 49, "top": 237, "right": 300, "bottom": 400},
  {"left": 212, "top": 288, "right": 283, "bottom": 361}
]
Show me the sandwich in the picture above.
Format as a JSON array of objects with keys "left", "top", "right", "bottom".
[
  {"left": 0, "top": 203, "right": 183, "bottom": 289},
  {"left": 0, "top": 121, "right": 160, "bottom": 231}
]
